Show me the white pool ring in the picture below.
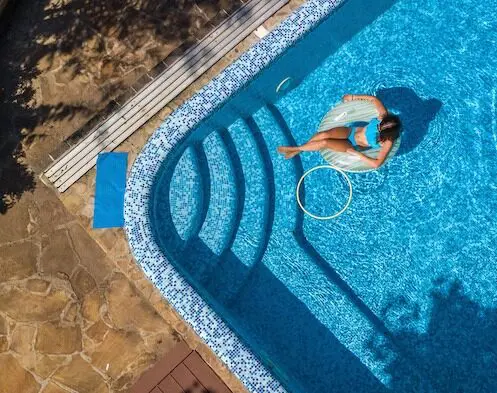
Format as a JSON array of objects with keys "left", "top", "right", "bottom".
[
  {"left": 276, "top": 77, "right": 293, "bottom": 93},
  {"left": 296, "top": 165, "right": 352, "bottom": 220},
  {"left": 319, "top": 100, "right": 401, "bottom": 173}
]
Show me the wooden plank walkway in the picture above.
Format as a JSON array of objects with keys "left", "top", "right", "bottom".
[
  {"left": 43, "top": 0, "right": 289, "bottom": 193},
  {"left": 131, "top": 341, "right": 232, "bottom": 393}
]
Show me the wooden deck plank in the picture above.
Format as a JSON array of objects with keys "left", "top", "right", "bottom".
[
  {"left": 171, "top": 363, "right": 205, "bottom": 393},
  {"left": 131, "top": 341, "right": 192, "bottom": 393},
  {"left": 184, "top": 352, "right": 231, "bottom": 393},
  {"left": 43, "top": 0, "right": 289, "bottom": 192},
  {"left": 50, "top": 0, "right": 287, "bottom": 190},
  {"left": 43, "top": 0, "right": 259, "bottom": 177},
  {"left": 158, "top": 375, "right": 184, "bottom": 393}
]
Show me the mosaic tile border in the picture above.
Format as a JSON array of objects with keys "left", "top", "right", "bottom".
[{"left": 124, "top": 1, "right": 343, "bottom": 392}]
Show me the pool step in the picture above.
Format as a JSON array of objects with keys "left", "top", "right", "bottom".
[
  {"left": 166, "top": 132, "right": 233, "bottom": 286},
  {"left": 253, "top": 106, "right": 300, "bottom": 227},
  {"left": 225, "top": 118, "right": 270, "bottom": 268},
  {"left": 169, "top": 146, "right": 204, "bottom": 241},
  {"left": 195, "top": 128, "right": 247, "bottom": 287},
  {"left": 206, "top": 118, "right": 274, "bottom": 304},
  {"left": 198, "top": 131, "right": 239, "bottom": 256},
  {"left": 215, "top": 105, "right": 294, "bottom": 302},
  {"left": 42, "top": 0, "right": 290, "bottom": 193},
  {"left": 213, "top": 105, "right": 298, "bottom": 304},
  {"left": 150, "top": 142, "right": 211, "bottom": 254}
]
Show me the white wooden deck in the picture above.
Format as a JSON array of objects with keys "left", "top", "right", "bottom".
[{"left": 43, "top": 0, "right": 289, "bottom": 192}]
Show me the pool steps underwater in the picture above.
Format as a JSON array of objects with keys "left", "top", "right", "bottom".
[
  {"left": 169, "top": 146, "right": 203, "bottom": 241},
  {"left": 224, "top": 120, "right": 268, "bottom": 267},
  {"left": 213, "top": 115, "right": 277, "bottom": 305},
  {"left": 198, "top": 132, "right": 238, "bottom": 256},
  {"left": 156, "top": 102, "right": 432, "bottom": 390},
  {"left": 42, "top": 0, "right": 290, "bottom": 193}
]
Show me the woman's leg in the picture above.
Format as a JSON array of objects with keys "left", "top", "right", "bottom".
[
  {"left": 278, "top": 127, "right": 350, "bottom": 155},
  {"left": 283, "top": 138, "right": 353, "bottom": 159},
  {"left": 309, "top": 126, "right": 350, "bottom": 141},
  {"left": 299, "top": 138, "right": 353, "bottom": 152}
]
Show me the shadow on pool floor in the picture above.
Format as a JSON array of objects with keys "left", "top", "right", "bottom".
[{"left": 370, "top": 278, "right": 497, "bottom": 393}]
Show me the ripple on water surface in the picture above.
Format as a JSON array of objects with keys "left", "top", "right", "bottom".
[{"left": 149, "top": 0, "right": 497, "bottom": 391}]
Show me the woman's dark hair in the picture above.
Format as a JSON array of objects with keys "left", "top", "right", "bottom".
[{"left": 379, "top": 114, "right": 402, "bottom": 142}]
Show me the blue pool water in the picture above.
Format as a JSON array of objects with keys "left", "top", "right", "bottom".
[{"left": 150, "top": 0, "right": 497, "bottom": 391}]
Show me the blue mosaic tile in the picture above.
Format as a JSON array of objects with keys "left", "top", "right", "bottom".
[
  {"left": 168, "top": 147, "right": 203, "bottom": 241},
  {"left": 124, "top": 1, "right": 343, "bottom": 392},
  {"left": 198, "top": 132, "right": 238, "bottom": 254}
]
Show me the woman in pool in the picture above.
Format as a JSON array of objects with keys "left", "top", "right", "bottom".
[{"left": 277, "top": 94, "right": 402, "bottom": 168}]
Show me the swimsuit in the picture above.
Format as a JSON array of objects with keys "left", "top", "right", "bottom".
[{"left": 347, "top": 119, "right": 381, "bottom": 149}]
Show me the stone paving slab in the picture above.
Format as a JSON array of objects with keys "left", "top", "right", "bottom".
[
  {"left": 0, "top": 181, "right": 186, "bottom": 393},
  {"left": 0, "top": 0, "right": 246, "bottom": 215},
  {"left": 56, "top": 2, "right": 306, "bottom": 392},
  {"left": 0, "top": 1, "right": 305, "bottom": 392},
  {"left": 0, "top": 175, "right": 250, "bottom": 393}
]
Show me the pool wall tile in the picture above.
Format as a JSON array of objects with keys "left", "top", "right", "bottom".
[{"left": 124, "top": 1, "right": 344, "bottom": 392}]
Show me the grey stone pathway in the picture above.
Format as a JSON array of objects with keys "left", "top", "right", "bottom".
[{"left": 0, "top": 1, "right": 305, "bottom": 392}]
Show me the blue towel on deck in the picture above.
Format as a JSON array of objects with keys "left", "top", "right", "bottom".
[{"left": 93, "top": 152, "right": 128, "bottom": 228}]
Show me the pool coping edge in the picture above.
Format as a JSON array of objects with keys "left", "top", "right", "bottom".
[{"left": 124, "top": 1, "right": 344, "bottom": 392}]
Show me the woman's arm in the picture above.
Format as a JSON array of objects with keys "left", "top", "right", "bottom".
[
  {"left": 346, "top": 140, "right": 393, "bottom": 169},
  {"left": 342, "top": 94, "right": 388, "bottom": 119}
]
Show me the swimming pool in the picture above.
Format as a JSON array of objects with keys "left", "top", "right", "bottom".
[{"left": 125, "top": 0, "right": 497, "bottom": 392}]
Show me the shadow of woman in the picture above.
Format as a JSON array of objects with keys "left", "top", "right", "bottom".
[{"left": 377, "top": 87, "right": 442, "bottom": 155}]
